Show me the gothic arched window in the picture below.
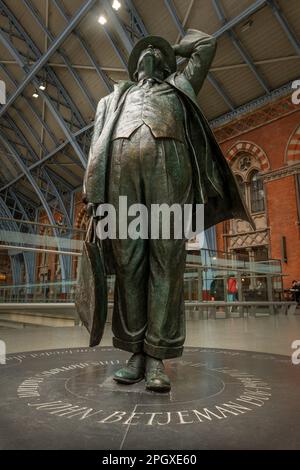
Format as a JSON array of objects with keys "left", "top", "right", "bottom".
[{"left": 250, "top": 170, "right": 265, "bottom": 213}]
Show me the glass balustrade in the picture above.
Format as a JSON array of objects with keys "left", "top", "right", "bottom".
[{"left": 0, "top": 227, "right": 283, "bottom": 305}]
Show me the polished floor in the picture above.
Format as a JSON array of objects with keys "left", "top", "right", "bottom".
[
  {"left": 2, "top": 345, "right": 300, "bottom": 450},
  {"left": 1, "top": 313, "right": 300, "bottom": 450},
  {"left": 1, "top": 313, "right": 300, "bottom": 356}
]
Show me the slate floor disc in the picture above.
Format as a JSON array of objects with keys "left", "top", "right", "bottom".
[{"left": 0, "top": 347, "right": 299, "bottom": 450}]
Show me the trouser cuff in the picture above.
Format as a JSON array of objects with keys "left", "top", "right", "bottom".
[
  {"left": 113, "top": 336, "right": 144, "bottom": 353},
  {"left": 143, "top": 340, "right": 183, "bottom": 359}
]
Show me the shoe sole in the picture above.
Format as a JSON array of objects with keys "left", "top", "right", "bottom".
[
  {"left": 145, "top": 384, "right": 171, "bottom": 393},
  {"left": 113, "top": 376, "right": 144, "bottom": 385}
]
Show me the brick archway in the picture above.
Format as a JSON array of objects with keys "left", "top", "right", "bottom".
[
  {"left": 226, "top": 141, "right": 270, "bottom": 171},
  {"left": 286, "top": 124, "right": 300, "bottom": 163}
]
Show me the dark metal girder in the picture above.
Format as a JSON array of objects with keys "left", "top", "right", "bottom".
[
  {"left": 45, "top": 167, "right": 79, "bottom": 191},
  {"left": 0, "top": 0, "right": 97, "bottom": 116},
  {"left": 22, "top": 0, "right": 97, "bottom": 112},
  {"left": 213, "top": 0, "right": 268, "bottom": 38},
  {"left": 163, "top": 0, "right": 235, "bottom": 109},
  {"left": 0, "top": 62, "right": 58, "bottom": 147},
  {"left": 124, "top": 0, "right": 148, "bottom": 37},
  {"left": 1, "top": 190, "right": 37, "bottom": 285},
  {"left": 0, "top": 131, "right": 68, "bottom": 279},
  {"left": 12, "top": 189, "right": 39, "bottom": 209},
  {"left": 212, "top": 0, "right": 270, "bottom": 94},
  {"left": 0, "top": 123, "right": 93, "bottom": 193},
  {"left": 52, "top": 0, "right": 113, "bottom": 92},
  {"left": 0, "top": 11, "right": 84, "bottom": 128},
  {"left": 0, "top": 28, "right": 88, "bottom": 167},
  {"left": 4, "top": 117, "right": 72, "bottom": 226},
  {"left": 102, "top": 0, "right": 133, "bottom": 55},
  {"left": 0, "top": 198, "right": 29, "bottom": 285},
  {"left": 267, "top": 0, "right": 300, "bottom": 56},
  {"left": 0, "top": 1, "right": 86, "bottom": 130},
  {"left": 8, "top": 189, "right": 35, "bottom": 232}
]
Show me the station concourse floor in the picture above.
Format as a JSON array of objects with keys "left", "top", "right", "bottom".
[
  {"left": 1, "top": 313, "right": 300, "bottom": 450},
  {"left": 1, "top": 313, "right": 300, "bottom": 356}
]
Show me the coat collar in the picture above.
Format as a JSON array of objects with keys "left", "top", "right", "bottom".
[
  {"left": 166, "top": 73, "right": 200, "bottom": 110},
  {"left": 114, "top": 80, "right": 135, "bottom": 96},
  {"left": 113, "top": 75, "right": 201, "bottom": 112}
]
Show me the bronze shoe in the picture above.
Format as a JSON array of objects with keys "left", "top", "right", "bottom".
[
  {"left": 113, "top": 352, "right": 145, "bottom": 384},
  {"left": 145, "top": 356, "right": 171, "bottom": 393}
]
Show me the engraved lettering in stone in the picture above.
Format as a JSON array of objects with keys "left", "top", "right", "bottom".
[
  {"left": 192, "top": 408, "right": 224, "bottom": 422},
  {"left": 157, "top": 412, "right": 172, "bottom": 426},
  {"left": 145, "top": 412, "right": 164, "bottom": 426},
  {"left": 98, "top": 411, "right": 127, "bottom": 424},
  {"left": 24, "top": 368, "right": 272, "bottom": 427},
  {"left": 17, "top": 377, "right": 44, "bottom": 398},
  {"left": 28, "top": 401, "right": 64, "bottom": 409},
  {"left": 48, "top": 405, "right": 83, "bottom": 414},
  {"left": 52, "top": 406, "right": 88, "bottom": 417},
  {"left": 236, "top": 396, "right": 265, "bottom": 407},
  {"left": 177, "top": 411, "right": 194, "bottom": 424},
  {"left": 67, "top": 408, "right": 103, "bottom": 420},
  {"left": 214, "top": 406, "right": 239, "bottom": 418},
  {"left": 220, "top": 402, "right": 252, "bottom": 414},
  {"left": 123, "top": 412, "right": 144, "bottom": 425}
]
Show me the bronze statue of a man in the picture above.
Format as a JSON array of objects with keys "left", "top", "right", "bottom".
[{"left": 82, "top": 29, "right": 251, "bottom": 392}]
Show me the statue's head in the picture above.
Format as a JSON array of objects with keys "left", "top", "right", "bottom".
[
  {"left": 135, "top": 45, "right": 168, "bottom": 81},
  {"left": 128, "top": 36, "right": 176, "bottom": 82}
]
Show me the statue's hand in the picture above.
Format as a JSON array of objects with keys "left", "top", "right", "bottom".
[
  {"left": 172, "top": 44, "right": 180, "bottom": 56},
  {"left": 172, "top": 43, "right": 190, "bottom": 59},
  {"left": 86, "top": 203, "right": 98, "bottom": 218}
]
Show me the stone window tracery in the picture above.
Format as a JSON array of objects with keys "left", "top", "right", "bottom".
[
  {"left": 225, "top": 143, "right": 269, "bottom": 255},
  {"left": 249, "top": 170, "right": 265, "bottom": 214},
  {"left": 239, "top": 155, "right": 251, "bottom": 172},
  {"left": 230, "top": 151, "right": 266, "bottom": 215},
  {"left": 235, "top": 174, "right": 246, "bottom": 200}
]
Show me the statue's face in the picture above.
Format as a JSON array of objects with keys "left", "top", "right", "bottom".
[
  {"left": 135, "top": 45, "right": 167, "bottom": 81},
  {"left": 138, "top": 45, "right": 164, "bottom": 65}
]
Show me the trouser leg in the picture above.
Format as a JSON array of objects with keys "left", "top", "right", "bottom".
[
  {"left": 112, "top": 238, "right": 148, "bottom": 353},
  {"left": 144, "top": 238, "right": 187, "bottom": 359},
  {"left": 108, "top": 134, "right": 148, "bottom": 353},
  {"left": 142, "top": 131, "right": 193, "bottom": 359}
]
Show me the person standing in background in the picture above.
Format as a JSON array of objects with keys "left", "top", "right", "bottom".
[{"left": 227, "top": 274, "right": 238, "bottom": 302}]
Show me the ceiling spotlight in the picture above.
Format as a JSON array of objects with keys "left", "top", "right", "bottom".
[
  {"left": 112, "top": 0, "right": 121, "bottom": 10},
  {"left": 39, "top": 83, "right": 46, "bottom": 91},
  {"left": 98, "top": 15, "right": 107, "bottom": 25},
  {"left": 32, "top": 92, "right": 39, "bottom": 98}
]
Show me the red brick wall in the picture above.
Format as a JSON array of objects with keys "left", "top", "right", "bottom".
[
  {"left": 216, "top": 104, "right": 300, "bottom": 288},
  {"left": 266, "top": 175, "right": 300, "bottom": 287},
  {"left": 220, "top": 110, "right": 300, "bottom": 170}
]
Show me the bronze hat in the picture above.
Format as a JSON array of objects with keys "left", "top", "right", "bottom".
[{"left": 128, "top": 35, "right": 177, "bottom": 81}]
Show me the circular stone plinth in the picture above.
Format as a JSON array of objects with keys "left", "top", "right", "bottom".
[{"left": 1, "top": 347, "right": 300, "bottom": 449}]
